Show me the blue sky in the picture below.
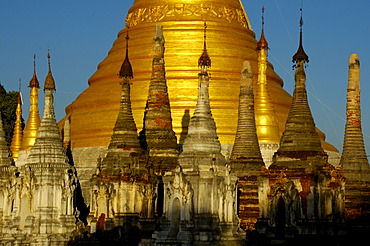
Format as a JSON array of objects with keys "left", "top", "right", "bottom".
[{"left": 1, "top": 0, "right": 369, "bottom": 154}]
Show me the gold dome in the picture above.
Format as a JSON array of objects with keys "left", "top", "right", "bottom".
[{"left": 61, "top": 0, "right": 337, "bottom": 153}]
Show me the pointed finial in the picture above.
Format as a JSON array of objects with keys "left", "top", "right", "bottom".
[
  {"left": 119, "top": 29, "right": 134, "bottom": 79},
  {"left": 300, "top": 9, "right": 304, "bottom": 30},
  {"left": 292, "top": 7, "right": 309, "bottom": 64},
  {"left": 29, "top": 54, "right": 40, "bottom": 88},
  {"left": 47, "top": 49, "right": 51, "bottom": 70},
  {"left": 44, "top": 50, "right": 56, "bottom": 91},
  {"left": 257, "top": 6, "right": 268, "bottom": 50},
  {"left": 10, "top": 77, "right": 23, "bottom": 161},
  {"left": 299, "top": 0, "right": 304, "bottom": 30},
  {"left": 17, "top": 78, "right": 22, "bottom": 104},
  {"left": 203, "top": 21, "right": 207, "bottom": 50},
  {"left": 198, "top": 21, "right": 211, "bottom": 67},
  {"left": 126, "top": 31, "right": 129, "bottom": 49}
]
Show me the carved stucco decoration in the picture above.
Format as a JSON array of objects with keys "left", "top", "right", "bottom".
[
  {"left": 126, "top": 4, "right": 251, "bottom": 29},
  {"left": 166, "top": 167, "right": 193, "bottom": 221},
  {"left": 269, "top": 180, "right": 302, "bottom": 227}
]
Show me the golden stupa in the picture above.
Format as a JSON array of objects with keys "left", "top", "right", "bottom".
[
  {"left": 10, "top": 92, "right": 23, "bottom": 160},
  {"left": 21, "top": 58, "right": 41, "bottom": 151},
  {"left": 60, "top": 0, "right": 337, "bottom": 153}
]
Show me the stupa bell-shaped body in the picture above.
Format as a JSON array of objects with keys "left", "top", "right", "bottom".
[{"left": 60, "top": 0, "right": 336, "bottom": 157}]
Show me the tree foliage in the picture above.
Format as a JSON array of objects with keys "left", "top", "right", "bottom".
[{"left": 0, "top": 83, "right": 24, "bottom": 145}]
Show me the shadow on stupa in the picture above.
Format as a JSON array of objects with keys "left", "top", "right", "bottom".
[
  {"left": 179, "top": 109, "right": 190, "bottom": 150},
  {"left": 68, "top": 223, "right": 141, "bottom": 246}
]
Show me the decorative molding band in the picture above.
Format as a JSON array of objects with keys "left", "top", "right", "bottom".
[{"left": 126, "top": 4, "right": 251, "bottom": 29}]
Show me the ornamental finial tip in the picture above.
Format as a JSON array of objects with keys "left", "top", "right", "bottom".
[
  {"left": 292, "top": 6, "right": 309, "bottom": 64},
  {"left": 198, "top": 21, "right": 211, "bottom": 68},
  {"left": 119, "top": 28, "right": 134, "bottom": 79},
  {"left": 257, "top": 6, "right": 268, "bottom": 50}
]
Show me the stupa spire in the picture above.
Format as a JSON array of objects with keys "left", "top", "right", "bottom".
[
  {"left": 144, "top": 25, "right": 178, "bottom": 174},
  {"left": 254, "top": 7, "right": 280, "bottom": 144},
  {"left": 340, "top": 54, "right": 370, "bottom": 181},
  {"left": 230, "top": 61, "right": 264, "bottom": 172},
  {"left": 29, "top": 55, "right": 40, "bottom": 89},
  {"left": 198, "top": 22, "right": 211, "bottom": 68},
  {"left": 292, "top": 8, "right": 309, "bottom": 64},
  {"left": 44, "top": 50, "right": 56, "bottom": 91},
  {"left": 107, "top": 31, "right": 140, "bottom": 153},
  {"left": 180, "top": 23, "right": 224, "bottom": 167},
  {"left": 119, "top": 30, "right": 134, "bottom": 79},
  {"left": 256, "top": 6, "right": 268, "bottom": 50},
  {"left": 10, "top": 82, "right": 23, "bottom": 161},
  {"left": 192, "top": 22, "right": 213, "bottom": 119},
  {"left": 26, "top": 52, "right": 68, "bottom": 165},
  {"left": 276, "top": 9, "right": 323, "bottom": 157},
  {"left": 229, "top": 61, "right": 264, "bottom": 230},
  {"left": 339, "top": 54, "right": 370, "bottom": 225},
  {"left": 20, "top": 55, "right": 41, "bottom": 151}
]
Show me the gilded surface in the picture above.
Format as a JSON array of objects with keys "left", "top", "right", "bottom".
[
  {"left": 21, "top": 87, "right": 40, "bottom": 151},
  {"left": 126, "top": 3, "right": 250, "bottom": 29},
  {"left": 10, "top": 94, "right": 23, "bottom": 160},
  {"left": 255, "top": 47, "right": 280, "bottom": 143},
  {"left": 60, "top": 0, "right": 337, "bottom": 154}
]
